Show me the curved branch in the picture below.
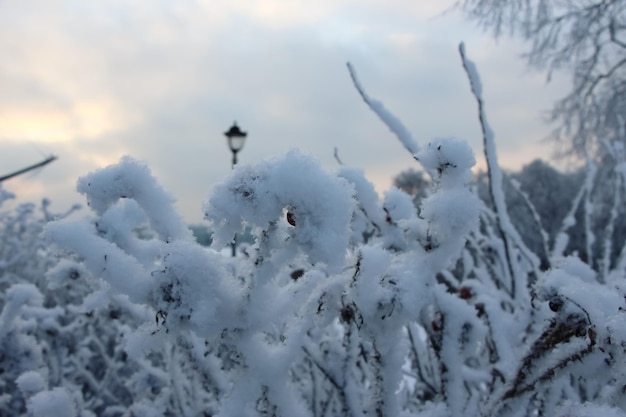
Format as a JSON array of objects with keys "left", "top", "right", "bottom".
[{"left": 346, "top": 62, "right": 420, "bottom": 158}]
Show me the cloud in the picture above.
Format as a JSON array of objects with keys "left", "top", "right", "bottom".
[{"left": 0, "top": 0, "right": 570, "bottom": 223}]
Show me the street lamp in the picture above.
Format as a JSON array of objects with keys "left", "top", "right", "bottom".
[
  {"left": 224, "top": 122, "right": 247, "bottom": 169},
  {"left": 224, "top": 121, "right": 247, "bottom": 256}
]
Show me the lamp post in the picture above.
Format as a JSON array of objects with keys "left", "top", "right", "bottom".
[
  {"left": 224, "top": 122, "right": 247, "bottom": 256},
  {"left": 224, "top": 122, "right": 247, "bottom": 169}
]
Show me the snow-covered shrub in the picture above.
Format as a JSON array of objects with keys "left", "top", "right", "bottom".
[
  {"left": 39, "top": 43, "right": 626, "bottom": 417},
  {"left": 43, "top": 133, "right": 478, "bottom": 416},
  {"left": 0, "top": 189, "right": 179, "bottom": 416},
  {"left": 0, "top": 192, "right": 80, "bottom": 415}
]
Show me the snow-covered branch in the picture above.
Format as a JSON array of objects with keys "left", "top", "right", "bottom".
[{"left": 0, "top": 43, "right": 623, "bottom": 417}]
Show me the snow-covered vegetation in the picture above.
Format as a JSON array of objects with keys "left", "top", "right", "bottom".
[{"left": 2, "top": 45, "right": 626, "bottom": 417}]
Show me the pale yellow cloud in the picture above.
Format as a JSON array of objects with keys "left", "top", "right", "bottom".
[
  {"left": 0, "top": 98, "right": 140, "bottom": 144},
  {"left": 388, "top": 32, "right": 420, "bottom": 48},
  {"left": 483, "top": 141, "right": 556, "bottom": 173},
  {"left": 76, "top": 149, "right": 129, "bottom": 169}
]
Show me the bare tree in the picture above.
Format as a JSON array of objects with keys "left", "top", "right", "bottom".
[{"left": 460, "top": 0, "right": 626, "bottom": 158}]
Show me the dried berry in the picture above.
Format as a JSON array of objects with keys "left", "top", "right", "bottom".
[
  {"left": 340, "top": 305, "right": 354, "bottom": 323},
  {"left": 549, "top": 296, "right": 564, "bottom": 312},
  {"left": 459, "top": 286, "right": 472, "bottom": 299},
  {"left": 290, "top": 269, "right": 305, "bottom": 281},
  {"left": 431, "top": 320, "right": 441, "bottom": 332}
]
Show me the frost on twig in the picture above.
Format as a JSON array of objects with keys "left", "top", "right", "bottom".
[
  {"left": 459, "top": 42, "right": 537, "bottom": 302},
  {"left": 551, "top": 154, "right": 596, "bottom": 260},
  {"left": 346, "top": 62, "right": 420, "bottom": 158}
]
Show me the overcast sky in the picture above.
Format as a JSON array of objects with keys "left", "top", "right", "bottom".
[{"left": 0, "top": 0, "right": 570, "bottom": 223}]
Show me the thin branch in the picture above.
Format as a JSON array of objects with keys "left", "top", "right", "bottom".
[
  {"left": 0, "top": 155, "right": 58, "bottom": 182},
  {"left": 333, "top": 147, "right": 344, "bottom": 165},
  {"left": 407, "top": 324, "right": 438, "bottom": 397},
  {"left": 302, "top": 346, "right": 342, "bottom": 392},
  {"left": 459, "top": 42, "right": 533, "bottom": 302},
  {"left": 600, "top": 174, "right": 621, "bottom": 282},
  {"left": 508, "top": 178, "right": 552, "bottom": 269}
]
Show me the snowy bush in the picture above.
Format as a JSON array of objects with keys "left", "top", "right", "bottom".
[
  {"left": 0, "top": 190, "right": 180, "bottom": 416},
  {"left": 42, "top": 133, "right": 479, "bottom": 416},
  {"left": 0, "top": 193, "right": 80, "bottom": 415},
  {"left": 0, "top": 43, "right": 619, "bottom": 417}
]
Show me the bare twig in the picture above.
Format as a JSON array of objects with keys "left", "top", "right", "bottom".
[
  {"left": 334, "top": 147, "right": 344, "bottom": 165},
  {"left": 0, "top": 155, "right": 57, "bottom": 182}
]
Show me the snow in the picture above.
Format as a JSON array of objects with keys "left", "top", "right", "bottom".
[
  {"left": 1, "top": 40, "right": 619, "bottom": 417},
  {"left": 28, "top": 388, "right": 76, "bottom": 417},
  {"left": 150, "top": 240, "right": 242, "bottom": 338},
  {"left": 16, "top": 371, "right": 46, "bottom": 397},
  {"left": 45, "top": 259, "right": 87, "bottom": 290},
  {"left": 416, "top": 137, "right": 476, "bottom": 186},
  {"left": 44, "top": 220, "right": 153, "bottom": 303},
  {"left": 204, "top": 149, "right": 355, "bottom": 271},
  {"left": 76, "top": 156, "right": 192, "bottom": 242},
  {"left": 539, "top": 257, "right": 625, "bottom": 333},
  {"left": 43, "top": 139, "right": 483, "bottom": 415},
  {"left": 0, "top": 284, "right": 43, "bottom": 340},
  {"left": 420, "top": 188, "right": 478, "bottom": 248},
  {"left": 557, "top": 403, "right": 626, "bottom": 417},
  {"left": 338, "top": 166, "right": 387, "bottom": 244}
]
